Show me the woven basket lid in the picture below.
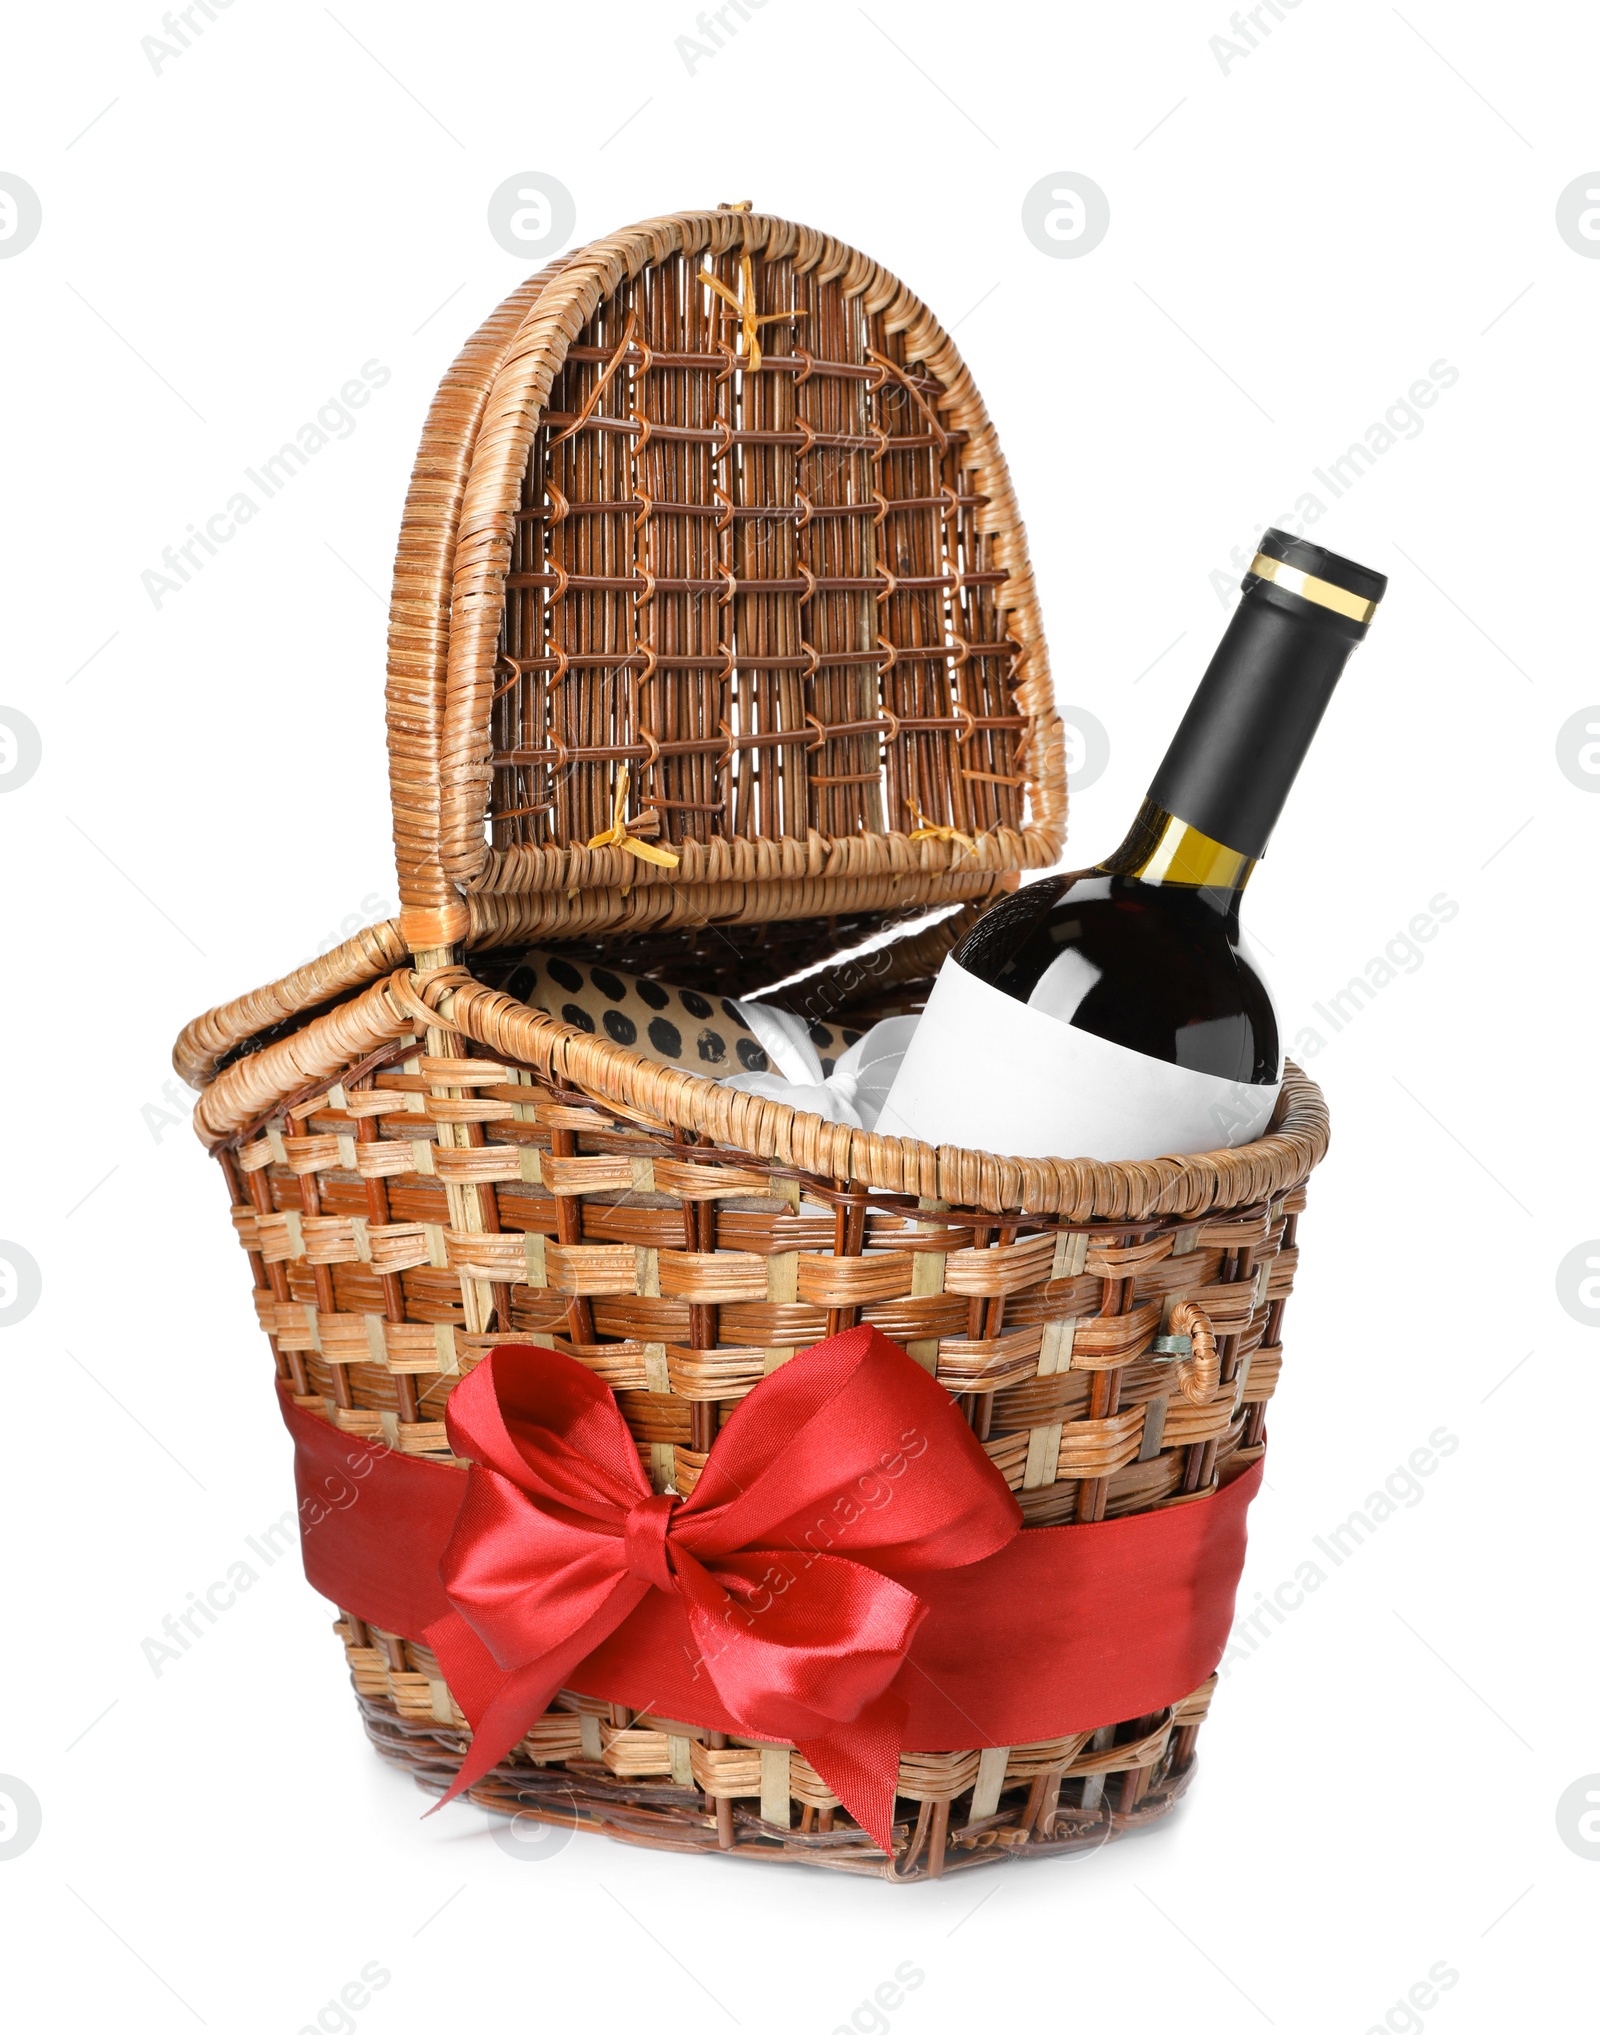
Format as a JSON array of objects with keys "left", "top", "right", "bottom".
[{"left": 388, "top": 205, "right": 1064, "bottom": 958}]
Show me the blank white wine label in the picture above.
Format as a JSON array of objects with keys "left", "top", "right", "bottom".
[{"left": 876, "top": 958, "right": 1281, "bottom": 1162}]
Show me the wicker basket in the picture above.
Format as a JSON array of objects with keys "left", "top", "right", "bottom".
[{"left": 177, "top": 207, "right": 1327, "bottom": 1881}]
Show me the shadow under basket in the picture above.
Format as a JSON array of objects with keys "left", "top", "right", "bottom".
[{"left": 176, "top": 207, "right": 1327, "bottom": 1881}]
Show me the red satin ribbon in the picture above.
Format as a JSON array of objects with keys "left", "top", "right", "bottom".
[{"left": 283, "top": 1326, "right": 1262, "bottom": 1851}]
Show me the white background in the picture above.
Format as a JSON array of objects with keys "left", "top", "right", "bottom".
[{"left": 2, "top": 1, "right": 1594, "bottom": 2029}]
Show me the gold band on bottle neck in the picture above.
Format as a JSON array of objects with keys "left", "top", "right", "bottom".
[
  {"left": 1100, "top": 801, "right": 1255, "bottom": 892},
  {"left": 1248, "top": 552, "right": 1379, "bottom": 624},
  {"left": 1134, "top": 819, "right": 1253, "bottom": 890}
]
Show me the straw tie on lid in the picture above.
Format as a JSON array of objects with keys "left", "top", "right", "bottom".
[
  {"left": 582, "top": 763, "right": 680, "bottom": 896},
  {"left": 906, "top": 801, "right": 977, "bottom": 859},
  {"left": 697, "top": 250, "right": 807, "bottom": 373}
]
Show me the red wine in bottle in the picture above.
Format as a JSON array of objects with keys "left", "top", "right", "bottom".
[{"left": 879, "top": 530, "right": 1387, "bottom": 1161}]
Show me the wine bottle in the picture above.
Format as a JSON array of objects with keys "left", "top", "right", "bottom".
[{"left": 878, "top": 530, "right": 1387, "bottom": 1161}]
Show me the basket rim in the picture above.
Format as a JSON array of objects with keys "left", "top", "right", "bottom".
[
  {"left": 171, "top": 869, "right": 1005, "bottom": 1093},
  {"left": 191, "top": 965, "right": 1327, "bottom": 1222}
]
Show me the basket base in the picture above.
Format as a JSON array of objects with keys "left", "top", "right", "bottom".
[{"left": 353, "top": 1687, "right": 1198, "bottom": 1881}]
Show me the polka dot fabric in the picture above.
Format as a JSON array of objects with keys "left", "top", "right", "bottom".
[{"left": 498, "top": 950, "right": 862, "bottom": 1081}]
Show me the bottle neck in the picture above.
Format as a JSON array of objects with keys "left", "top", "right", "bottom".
[
  {"left": 1143, "top": 570, "right": 1368, "bottom": 862},
  {"left": 1097, "top": 798, "right": 1256, "bottom": 915}
]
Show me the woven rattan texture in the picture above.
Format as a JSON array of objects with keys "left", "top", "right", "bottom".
[
  {"left": 215, "top": 994, "right": 1306, "bottom": 1875},
  {"left": 194, "top": 959, "right": 1329, "bottom": 1222},
  {"left": 345, "top": 1633, "right": 1218, "bottom": 1878},
  {"left": 383, "top": 208, "right": 1061, "bottom": 940},
  {"left": 489, "top": 248, "right": 1033, "bottom": 868}
]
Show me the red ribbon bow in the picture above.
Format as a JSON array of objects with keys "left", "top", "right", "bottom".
[{"left": 424, "top": 1325, "right": 1022, "bottom": 1848}]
